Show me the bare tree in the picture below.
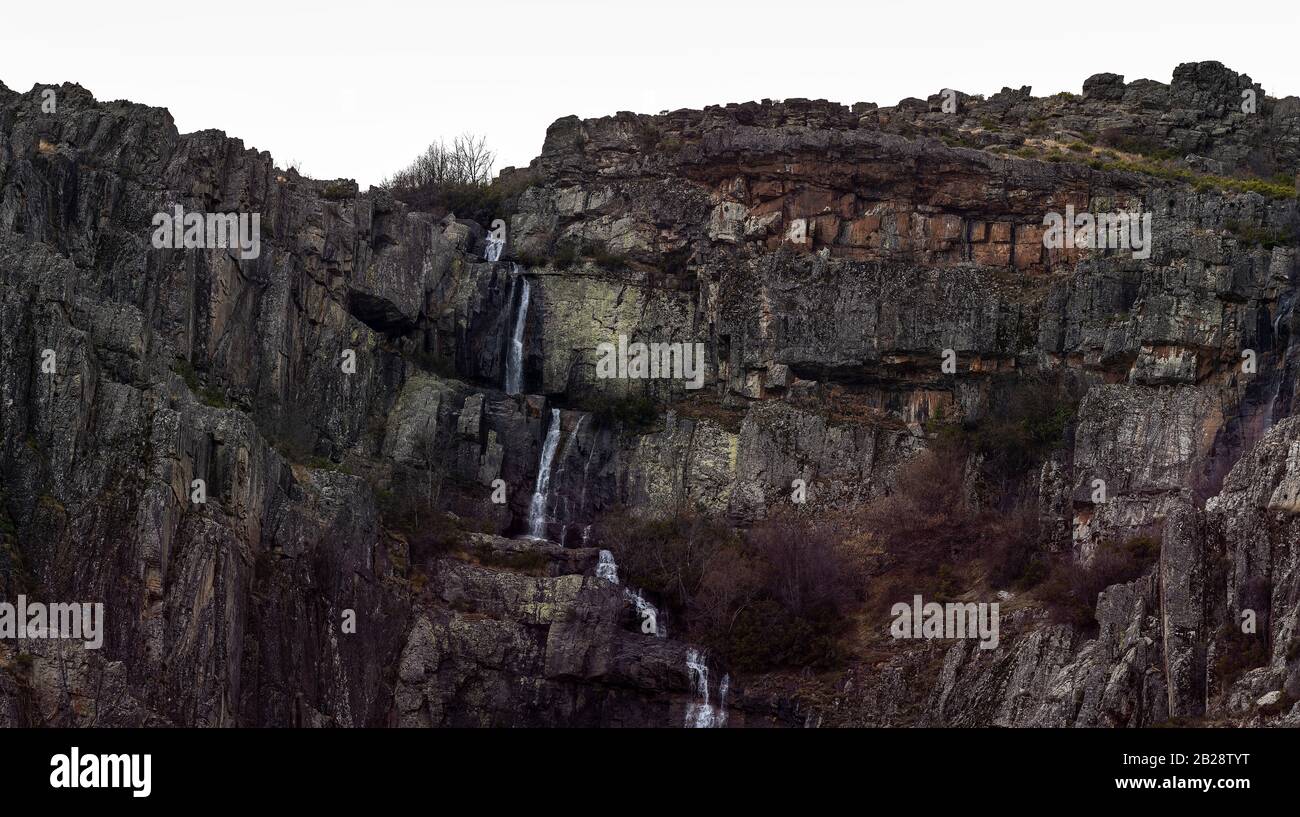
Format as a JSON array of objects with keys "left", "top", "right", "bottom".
[{"left": 383, "top": 133, "right": 495, "bottom": 190}]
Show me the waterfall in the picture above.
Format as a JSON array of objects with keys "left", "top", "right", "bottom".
[
  {"left": 685, "top": 648, "right": 728, "bottom": 728},
  {"left": 594, "top": 549, "right": 667, "bottom": 639},
  {"left": 592, "top": 554, "right": 729, "bottom": 727},
  {"left": 596, "top": 549, "right": 619, "bottom": 583},
  {"left": 504, "top": 268, "right": 530, "bottom": 396},
  {"left": 718, "top": 674, "right": 731, "bottom": 728},
  {"left": 484, "top": 234, "right": 504, "bottom": 263},
  {"left": 527, "top": 408, "right": 562, "bottom": 539},
  {"left": 626, "top": 588, "right": 666, "bottom": 639}
]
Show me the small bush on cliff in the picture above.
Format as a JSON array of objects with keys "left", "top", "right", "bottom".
[
  {"left": 722, "top": 599, "right": 841, "bottom": 672},
  {"left": 596, "top": 512, "right": 737, "bottom": 613},
  {"left": 694, "top": 519, "right": 859, "bottom": 672},
  {"left": 965, "top": 378, "right": 1076, "bottom": 488},
  {"left": 473, "top": 544, "right": 550, "bottom": 575},
  {"left": 748, "top": 520, "right": 860, "bottom": 620},
  {"left": 859, "top": 446, "right": 1044, "bottom": 595},
  {"left": 589, "top": 244, "right": 630, "bottom": 271},
  {"left": 172, "top": 357, "right": 230, "bottom": 409},
  {"left": 322, "top": 182, "right": 355, "bottom": 200},
  {"left": 983, "top": 503, "right": 1044, "bottom": 589},
  {"left": 399, "top": 512, "right": 492, "bottom": 571},
  {"left": 552, "top": 241, "right": 579, "bottom": 268},
  {"left": 578, "top": 393, "right": 660, "bottom": 431},
  {"left": 1212, "top": 623, "right": 1269, "bottom": 693},
  {"left": 401, "top": 344, "right": 458, "bottom": 379},
  {"left": 930, "top": 375, "right": 1076, "bottom": 495},
  {"left": 1225, "top": 220, "right": 1295, "bottom": 249},
  {"left": 549, "top": 240, "right": 630, "bottom": 271},
  {"left": 1037, "top": 536, "right": 1160, "bottom": 630},
  {"left": 0, "top": 496, "right": 40, "bottom": 598},
  {"left": 377, "top": 468, "right": 451, "bottom": 544},
  {"left": 305, "top": 456, "right": 353, "bottom": 475},
  {"left": 862, "top": 447, "right": 972, "bottom": 574}
]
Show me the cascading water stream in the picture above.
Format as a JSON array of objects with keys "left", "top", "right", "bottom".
[
  {"left": 527, "top": 408, "right": 562, "bottom": 538},
  {"left": 594, "top": 549, "right": 667, "bottom": 639},
  {"left": 684, "top": 648, "right": 728, "bottom": 728},
  {"left": 596, "top": 549, "right": 620, "bottom": 582},
  {"left": 595, "top": 543, "right": 726, "bottom": 727},
  {"left": 525, "top": 413, "right": 588, "bottom": 542},
  {"left": 504, "top": 267, "right": 530, "bottom": 396},
  {"left": 625, "top": 587, "right": 666, "bottom": 639}
]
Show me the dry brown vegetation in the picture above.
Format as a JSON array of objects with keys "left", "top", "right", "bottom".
[
  {"left": 594, "top": 511, "right": 862, "bottom": 672},
  {"left": 1035, "top": 535, "right": 1160, "bottom": 630},
  {"left": 594, "top": 375, "right": 1161, "bottom": 676}
]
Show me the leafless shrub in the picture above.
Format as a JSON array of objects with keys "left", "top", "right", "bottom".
[
  {"left": 595, "top": 511, "right": 733, "bottom": 613},
  {"left": 592, "top": 510, "right": 858, "bottom": 672},
  {"left": 862, "top": 448, "right": 973, "bottom": 571},
  {"left": 383, "top": 133, "right": 495, "bottom": 191},
  {"left": 1038, "top": 536, "right": 1160, "bottom": 629},
  {"left": 690, "top": 544, "right": 763, "bottom": 637},
  {"left": 747, "top": 520, "right": 856, "bottom": 620}
]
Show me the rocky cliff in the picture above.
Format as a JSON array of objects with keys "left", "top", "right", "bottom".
[{"left": 1, "top": 61, "right": 1297, "bottom": 727}]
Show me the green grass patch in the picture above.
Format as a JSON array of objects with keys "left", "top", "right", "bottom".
[
  {"left": 1225, "top": 220, "right": 1296, "bottom": 249},
  {"left": 1097, "top": 159, "right": 1297, "bottom": 199},
  {"left": 173, "top": 357, "right": 231, "bottom": 409},
  {"left": 322, "top": 182, "right": 355, "bottom": 200}
]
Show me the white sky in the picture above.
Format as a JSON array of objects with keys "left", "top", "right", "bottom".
[{"left": 2, "top": 0, "right": 1297, "bottom": 188}]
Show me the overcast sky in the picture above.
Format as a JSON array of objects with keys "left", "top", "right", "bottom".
[{"left": 2, "top": 0, "right": 1297, "bottom": 188}]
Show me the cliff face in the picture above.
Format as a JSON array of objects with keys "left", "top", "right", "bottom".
[
  {"left": 0, "top": 80, "right": 741, "bottom": 727},
  {"left": 1, "top": 61, "right": 1298, "bottom": 727}
]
